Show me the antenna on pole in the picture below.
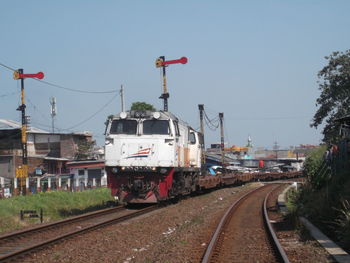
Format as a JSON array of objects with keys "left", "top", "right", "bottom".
[
  {"left": 120, "top": 85, "right": 125, "bottom": 112},
  {"left": 50, "top": 97, "right": 57, "bottom": 133}
]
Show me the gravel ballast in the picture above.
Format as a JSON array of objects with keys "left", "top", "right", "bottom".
[{"left": 22, "top": 183, "right": 334, "bottom": 263}]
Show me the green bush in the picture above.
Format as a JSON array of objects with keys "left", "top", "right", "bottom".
[
  {"left": 302, "top": 145, "right": 327, "bottom": 189},
  {"left": 294, "top": 145, "right": 350, "bottom": 251},
  {"left": 333, "top": 200, "right": 350, "bottom": 250}
]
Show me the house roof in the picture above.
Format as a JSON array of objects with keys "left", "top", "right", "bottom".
[
  {"left": 66, "top": 159, "right": 105, "bottom": 169},
  {"left": 0, "top": 119, "right": 49, "bottom": 133},
  {"left": 0, "top": 119, "right": 93, "bottom": 136}
]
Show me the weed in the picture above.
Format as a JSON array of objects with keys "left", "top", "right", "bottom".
[
  {"left": 332, "top": 200, "right": 350, "bottom": 250},
  {"left": 53, "top": 252, "right": 62, "bottom": 260},
  {"left": 179, "top": 240, "right": 188, "bottom": 245}
]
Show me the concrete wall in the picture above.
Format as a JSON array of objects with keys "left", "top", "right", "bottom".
[
  {"left": 0, "top": 156, "right": 13, "bottom": 180},
  {"left": 60, "top": 135, "right": 77, "bottom": 159}
]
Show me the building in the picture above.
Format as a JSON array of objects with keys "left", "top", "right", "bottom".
[
  {"left": 0, "top": 119, "right": 94, "bottom": 190},
  {"left": 67, "top": 160, "right": 107, "bottom": 190}
]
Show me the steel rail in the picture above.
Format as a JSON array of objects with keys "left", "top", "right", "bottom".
[
  {"left": 201, "top": 185, "right": 269, "bottom": 263},
  {"left": 263, "top": 186, "right": 291, "bottom": 263},
  {"left": 0, "top": 205, "right": 158, "bottom": 262},
  {"left": 0, "top": 205, "right": 124, "bottom": 241}
]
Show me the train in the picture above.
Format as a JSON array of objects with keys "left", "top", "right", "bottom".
[{"left": 104, "top": 109, "right": 301, "bottom": 204}]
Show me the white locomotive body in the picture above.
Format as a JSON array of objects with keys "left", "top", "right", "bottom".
[{"left": 105, "top": 110, "right": 204, "bottom": 203}]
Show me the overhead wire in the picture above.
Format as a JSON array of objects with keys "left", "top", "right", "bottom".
[
  {"left": 0, "top": 61, "right": 118, "bottom": 94},
  {"left": 229, "top": 116, "right": 310, "bottom": 121},
  {"left": 65, "top": 92, "right": 118, "bottom": 130},
  {"left": 0, "top": 91, "right": 20, "bottom": 98},
  {"left": 26, "top": 96, "right": 51, "bottom": 123},
  {"left": 203, "top": 110, "right": 219, "bottom": 130},
  {"left": 0, "top": 62, "right": 16, "bottom": 72},
  {"left": 1, "top": 60, "right": 118, "bottom": 135},
  {"left": 32, "top": 79, "right": 118, "bottom": 94},
  {"left": 28, "top": 92, "right": 117, "bottom": 132}
]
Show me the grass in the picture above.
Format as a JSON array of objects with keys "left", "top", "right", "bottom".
[{"left": 0, "top": 188, "right": 114, "bottom": 233}]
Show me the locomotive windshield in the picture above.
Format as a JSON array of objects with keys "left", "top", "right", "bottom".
[
  {"left": 143, "top": 120, "right": 170, "bottom": 135},
  {"left": 110, "top": 120, "right": 137, "bottom": 134}
]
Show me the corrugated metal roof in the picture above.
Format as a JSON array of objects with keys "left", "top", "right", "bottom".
[
  {"left": 0, "top": 120, "right": 93, "bottom": 137},
  {"left": 0, "top": 119, "right": 49, "bottom": 133}
]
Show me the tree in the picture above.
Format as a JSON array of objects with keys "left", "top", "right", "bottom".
[
  {"left": 311, "top": 50, "right": 350, "bottom": 144},
  {"left": 130, "top": 102, "right": 156, "bottom": 111},
  {"left": 75, "top": 140, "right": 96, "bottom": 160}
]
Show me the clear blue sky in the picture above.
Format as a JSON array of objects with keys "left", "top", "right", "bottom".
[{"left": 1, "top": 1, "right": 349, "bottom": 148}]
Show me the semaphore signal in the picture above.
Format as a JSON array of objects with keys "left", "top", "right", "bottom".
[{"left": 155, "top": 56, "right": 188, "bottom": 112}]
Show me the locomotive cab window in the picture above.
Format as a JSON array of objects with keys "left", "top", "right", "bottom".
[
  {"left": 110, "top": 120, "right": 137, "bottom": 134},
  {"left": 189, "top": 131, "right": 196, "bottom": 144},
  {"left": 143, "top": 120, "right": 170, "bottom": 135}
]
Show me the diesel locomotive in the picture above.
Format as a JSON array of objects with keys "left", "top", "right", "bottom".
[{"left": 105, "top": 110, "right": 204, "bottom": 203}]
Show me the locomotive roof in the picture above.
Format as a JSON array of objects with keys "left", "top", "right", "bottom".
[{"left": 113, "top": 110, "right": 196, "bottom": 131}]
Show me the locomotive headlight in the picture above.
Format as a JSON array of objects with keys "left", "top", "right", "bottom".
[
  {"left": 121, "top": 167, "right": 126, "bottom": 171},
  {"left": 151, "top": 167, "right": 156, "bottom": 171},
  {"left": 120, "top": 112, "right": 127, "bottom": 119},
  {"left": 153, "top": 112, "right": 160, "bottom": 119}
]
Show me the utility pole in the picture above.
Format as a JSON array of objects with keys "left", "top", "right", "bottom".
[
  {"left": 273, "top": 141, "right": 279, "bottom": 160},
  {"left": 50, "top": 97, "right": 57, "bottom": 133},
  {"left": 14, "top": 69, "right": 44, "bottom": 195},
  {"left": 120, "top": 85, "right": 125, "bottom": 112},
  {"left": 155, "top": 56, "right": 188, "bottom": 111},
  {"left": 219, "top": 113, "right": 225, "bottom": 169},
  {"left": 198, "top": 104, "right": 205, "bottom": 138},
  {"left": 198, "top": 104, "right": 206, "bottom": 168}
]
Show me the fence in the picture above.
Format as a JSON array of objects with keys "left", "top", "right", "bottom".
[{"left": 0, "top": 174, "right": 108, "bottom": 198}]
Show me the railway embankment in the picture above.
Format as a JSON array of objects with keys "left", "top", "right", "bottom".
[
  {"left": 287, "top": 143, "right": 350, "bottom": 254},
  {"left": 0, "top": 188, "right": 114, "bottom": 234}
]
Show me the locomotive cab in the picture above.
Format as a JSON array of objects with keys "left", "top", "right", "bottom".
[{"left": 105, "top": 110, "right": 203, "bottom": 203}]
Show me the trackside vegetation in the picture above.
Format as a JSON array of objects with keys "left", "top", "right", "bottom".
[
  {"left": 294, "top": 49, "right": 350, "bottom": 251},
  {"left": 0, "top": 188, "right": 114, "bottom": 234},
  {"left": 294, "top": 145, "right": 350, "bottom": 251}
]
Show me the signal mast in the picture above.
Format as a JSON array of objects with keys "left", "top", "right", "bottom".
[
  {"left": 155, "top": 56, "right": 188, "bottom": 111},
  {"left": 13, "top": 69, "right": 44, "bottom": 194}
]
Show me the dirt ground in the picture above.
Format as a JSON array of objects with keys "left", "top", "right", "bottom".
[{"left": 23, "top": 183, "right": 335, "bottom": 263}]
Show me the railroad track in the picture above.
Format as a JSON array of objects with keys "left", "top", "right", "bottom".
[
  {"left": 201, "top": 183, "right": 290, "bottom": 263},
  {"left": 0, "top": 205, "right": 158, "bottom": 262}
]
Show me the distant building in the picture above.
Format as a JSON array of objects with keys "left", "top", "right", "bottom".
[
  {"left": 66, "top": 160, "right": 107, "bottom": 188},
  {"left": 0, "top": 119, "right": 93, "bottom": 185}
]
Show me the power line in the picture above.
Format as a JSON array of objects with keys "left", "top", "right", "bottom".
[
  {"left": 230, "top": 116, "right": 310, "bottom": 121},
  {"left": 66, "top": 93, "right": 118, "bottom": 130},
  {"left": 33, "top": 79, "right": 118, "bottom": 94},
  {"left": 0, "top": 62, "right": 16, "bottom": 72},
  {"left": 204, "top": 110, "right": 219, "bottom": 130},
  {"left": 0, "top": 91, "right": 20, "bottom": 98},
  {"left": 0, "top": 61, "right": 118, "bottom": 94},
  {"left": 30, "top": 93, "right": 117, "bottom": 132},
  {"left": 26, "top": 97, "right": 51, "bottom": 123}
]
